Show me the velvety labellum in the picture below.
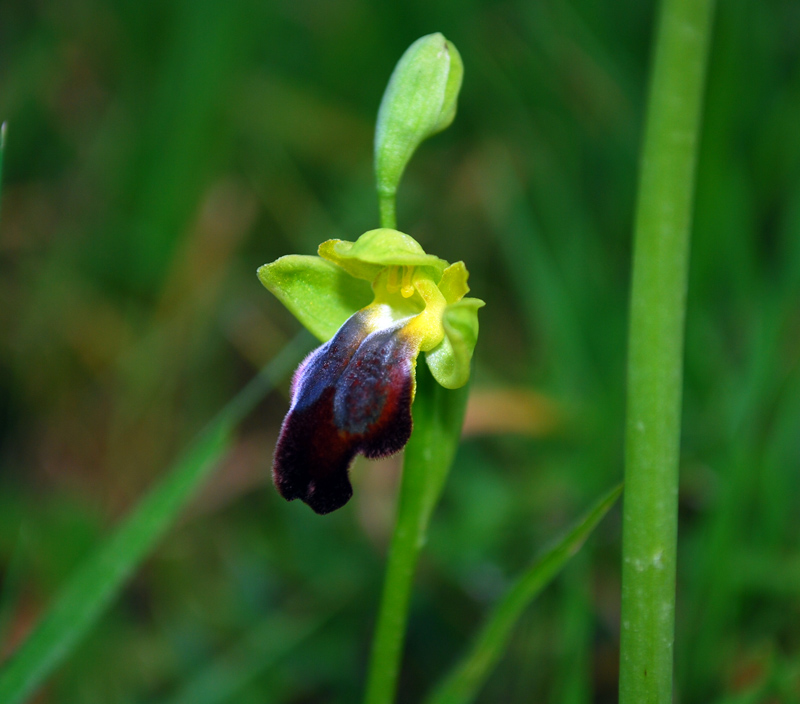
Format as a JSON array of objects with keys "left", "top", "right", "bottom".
[{"left": 273, "top": 310, "right": 415, "bottom": 514}]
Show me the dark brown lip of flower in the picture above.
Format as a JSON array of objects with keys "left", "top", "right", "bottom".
[{"left": 273, "top": 311, "right": 415, "bottom": 515}]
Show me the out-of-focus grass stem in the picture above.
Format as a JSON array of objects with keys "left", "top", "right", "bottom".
[
  {"left": 0, "top": 122, "right": 6, "bottom": 213},
  {"left": 619, "top": 0, "right": 715, "bottom": 702}
]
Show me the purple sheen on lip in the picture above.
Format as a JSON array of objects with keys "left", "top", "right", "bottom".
[{"left": 273, "top": 311, "right": 416, "bottom": 514}]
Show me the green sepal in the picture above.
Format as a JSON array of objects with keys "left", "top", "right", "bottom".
[
  {"left": 257, "top": 255, "right": 373, "bottom": 342},
  {"left": 319, "top": 229, "right": 449, "bottom": 282},
  {"left": 438, "top": 261, "right": 470, "bottom": 304},
  {"left": 375, "top": 33, "right": 464, "bottom": 199},
  {"left": 424, "top": 297, "right": 484, "bottom": 389}
]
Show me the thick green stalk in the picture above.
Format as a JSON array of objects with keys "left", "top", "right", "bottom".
[
  {"left": 364, "top": 362, "right": 469, "bottom": 704},
  {"left": 619, "top": 0, "right": 715, "bottom": 702}
]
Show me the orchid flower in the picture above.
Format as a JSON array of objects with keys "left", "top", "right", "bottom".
[{"left": 258, "top": 228, "right": 483, "bottom": 514}]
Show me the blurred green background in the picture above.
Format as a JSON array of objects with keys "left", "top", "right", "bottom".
[{"left": 1, "top": 0, "right": 799, "bottom": 701}]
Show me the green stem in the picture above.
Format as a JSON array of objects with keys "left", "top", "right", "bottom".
[
  {"left": 619, "top": 0, "right": 714, "bottom": 702},
  {"left": 364, "top": 362, "right": 469, "bottom": 704},
  {"left": 379, "top": 191, "right": 397, "bottom": 230}
]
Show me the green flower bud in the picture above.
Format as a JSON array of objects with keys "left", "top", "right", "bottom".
[{"left": 374, "top": 33, "right": 463, "bottom": 205}]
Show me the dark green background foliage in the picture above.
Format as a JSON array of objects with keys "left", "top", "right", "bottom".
[{"left": 0, "top": 0, "right": 799, "bottom": 701}]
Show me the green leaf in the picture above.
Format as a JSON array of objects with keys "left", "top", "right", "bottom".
[
  {"left": 159, "top": 609, "right": 332, "bottom": 704},
  {"left": 0, "top": 336, "right": 309, "bottom": 704},
  {"left": 258, "top": 255, "right": 373, "bottom": 341},
  {"left": 425, "top": 484, "right": 623, "bottom": 704},
  {"left": 319, "top": 229, "right": 448, "bottom": 282},
  {"left": 425, "top": 297, "right": 484, "bottom": 389},
  {"left": 0, "top": 429, "right": 231, "bottom": 704},
  {"left": 375, "top": 33, "right": 463, "bottom": 200}
]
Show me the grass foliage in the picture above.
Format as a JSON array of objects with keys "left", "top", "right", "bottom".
[{"left": 0, "top": 0, "right": 799, "bottom": 702}]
